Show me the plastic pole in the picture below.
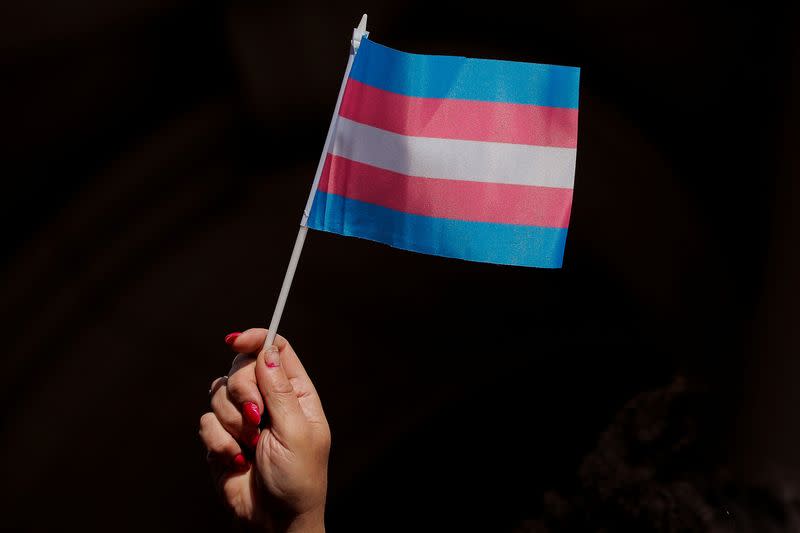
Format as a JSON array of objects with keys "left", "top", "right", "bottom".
[{"left": 263, "top": 15, "right": 368, "bottom": 350}]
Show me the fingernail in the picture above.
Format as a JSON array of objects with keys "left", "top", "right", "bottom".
[
  {"left": 243, "top": 402, "right": 261, "bottom": 425},
  {"left": 233, "top": 453, "right": 247, "bottom": 468},
  {"left": 249, "top": 432, "right": 260, "bottom": 448},
  {"left": 224, "top": 332, "right": 242, "bottom": 345},
  {"left": 264, "top": 345, "right": 280, "bottom": 368}
]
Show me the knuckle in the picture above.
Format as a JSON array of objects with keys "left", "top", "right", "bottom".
[
  {"left": 204, "top": 432, "right": 233, "bottom": 454},
  {"left": 226, "top": 377, "right": 246, "bottom": 399},
  {"left": 199, "top": 412, "right": 216, "bottom": 429},
  {"left": 207, "top": 438, "right": 228, "bottom": 454},
  {"left": 218, "top": 413, "right": 243, "bottom": 439},
  {"left": 270, "top": 378, "right": 295, "bottom": 395},
  {"left": 210, "top": 389, "right": 225, "bottom": 412}
]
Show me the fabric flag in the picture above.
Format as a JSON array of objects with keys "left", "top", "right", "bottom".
[{"left": 307, "top": 37, "right": 580, "bottom": 268}]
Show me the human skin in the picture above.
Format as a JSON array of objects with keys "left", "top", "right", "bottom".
[{"left": 199, "top": 329, "right": 331, "bottom": 532}]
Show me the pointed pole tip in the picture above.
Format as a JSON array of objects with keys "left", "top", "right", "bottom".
[{"left": 352, "top": 13, "right": 369, "bottom": 50}]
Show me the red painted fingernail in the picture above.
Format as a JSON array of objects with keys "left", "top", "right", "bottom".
[
  {"left": 224, "top": 332, "right": 242, "bottom": 345},
  {"left": 243, "top": 402, "right": 261, "bottom": 425},
  {"left": 249, "top": 432, "right": 260, "bottom": 448},
  {"left": 233, "top": 453, "right": 247, "bottom": 467}
]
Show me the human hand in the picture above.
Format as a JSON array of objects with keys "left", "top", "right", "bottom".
[{"left": 199, "top": 329, "right": 331, "bottom": 532}]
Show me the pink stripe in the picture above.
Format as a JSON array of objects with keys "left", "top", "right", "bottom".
[
  {"left": 319, "top": 155, "right": 572, "bottom": 228},
  {"left": 339, "top": 78, "right": 578, "bottom": 148}
]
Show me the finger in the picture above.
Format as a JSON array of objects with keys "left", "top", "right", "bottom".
[
  {"left": 227, "top": 353, "right": 264, "bottom": 427},
  {"left": 233, "top": 329, "right": 325, "bottom": 422},
  {"left": 232, "top": 330, "right": 309, "bottom": 381},
  {"left": 255, "top": 344, "right": 306, "bottom": 441},
  {"left": 207, "top": 453, "right": 249, "bottom": 502},
  {"left": 276, "top": 340, "right": 326, "bottom": 424},
  {"left": 199, "top": 412, "right": 246, "bottom": 466},
  {"left": 200, "top": 413, "right": 251, "bottom": 504},
  {"left": 210, "top": 383, "right": 259, "bottom": 448},
  {"left": 228, "top": 328, "right": 269, "bottom": 354}
]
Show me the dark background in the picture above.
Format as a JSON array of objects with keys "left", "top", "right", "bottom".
[{"left": 1, "top": 1, "right": 797, "bottom": 531}]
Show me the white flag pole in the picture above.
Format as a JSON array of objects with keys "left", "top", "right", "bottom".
[{"left": 263, "top": 14, "right": 369, "bottom": 350}]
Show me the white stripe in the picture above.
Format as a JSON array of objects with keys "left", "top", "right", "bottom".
[{"left": 330, "top": 117, "right": 576, "bottom": 188}]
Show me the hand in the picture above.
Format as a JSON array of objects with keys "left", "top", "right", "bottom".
[{"left": 199, "top": 329, "right": 331, "bottom": 532}]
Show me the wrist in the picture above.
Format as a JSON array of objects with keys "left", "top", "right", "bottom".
[{"left": 284, "top": 507, "right": 325, "bottom": 533}]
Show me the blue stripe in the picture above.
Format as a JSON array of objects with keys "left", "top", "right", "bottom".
[
  {"left": 349, "top": 37, "right": 580, "bottom": 109},
  {"left": 307, "top": 191, "right": 567, "bottom": 268}
]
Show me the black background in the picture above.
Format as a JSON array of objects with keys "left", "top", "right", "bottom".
[{"left": 1, "top": 1, "right": 797, "bottom": 531}]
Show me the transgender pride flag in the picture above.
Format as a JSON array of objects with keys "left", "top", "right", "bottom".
[{"left": 306, "top": 37, "right": 580, "bottom": 268}]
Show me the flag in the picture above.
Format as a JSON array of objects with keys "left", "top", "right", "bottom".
[{"left": 307, "top": 37, "right": 580, "bottom": 268}]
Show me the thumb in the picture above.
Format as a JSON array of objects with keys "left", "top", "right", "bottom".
[{"left": 255, "top": 344, "right": 306, "bottom": 442}]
